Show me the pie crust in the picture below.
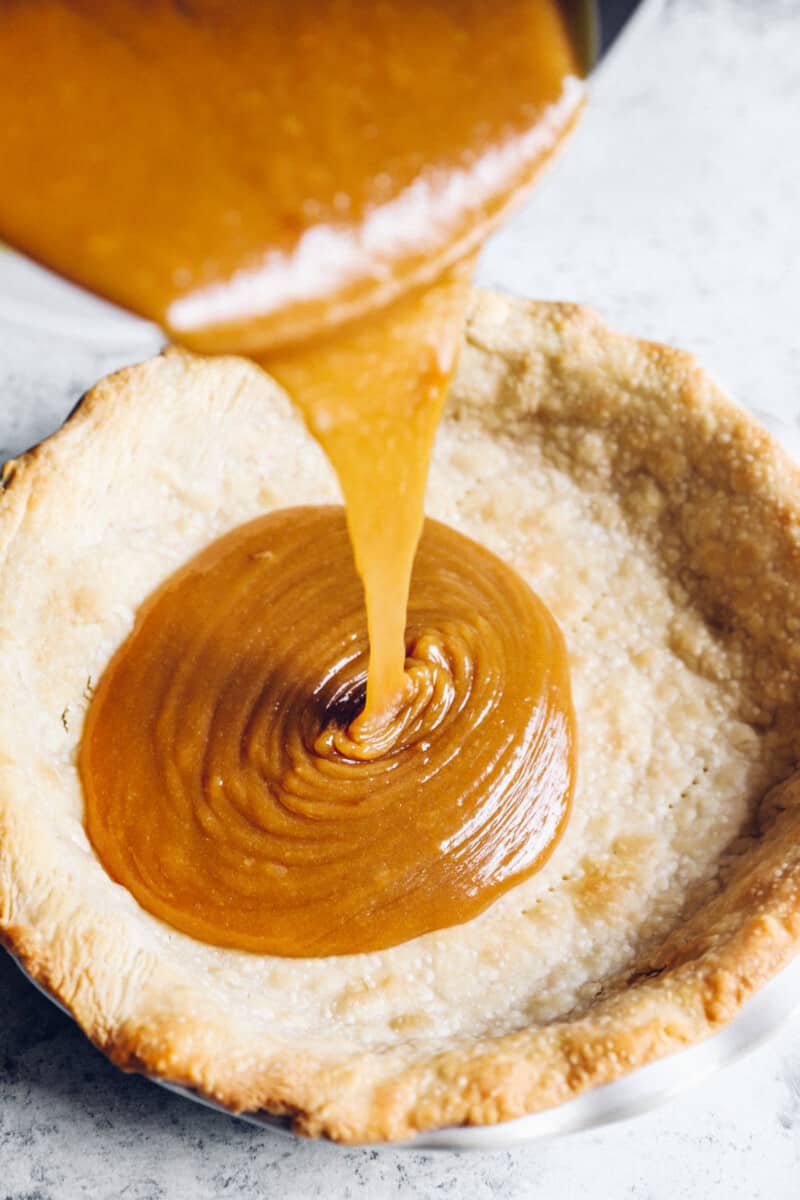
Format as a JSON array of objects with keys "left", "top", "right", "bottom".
[{"left": 2, "top": 291, "right": 800, "bottom": 1143}]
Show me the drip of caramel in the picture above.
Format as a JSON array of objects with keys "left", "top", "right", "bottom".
[
  {"left": 0, "top": 1, "right": 583, "bottom": 954},
  {"left": 80, "top": 508, "right": 574, "bottom": 956},
  {"left": 263, "top": 260, "right": 474, "bottom": 722}
]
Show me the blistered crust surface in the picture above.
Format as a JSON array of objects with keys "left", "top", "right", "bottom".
[{"left": 2, "top": 292, "right": 800, "bottom": 1142}]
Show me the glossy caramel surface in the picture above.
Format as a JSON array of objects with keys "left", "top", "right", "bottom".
[
  {"left": 80, "top": 508, "right": 575, "bottom": 956},
  {"left": 0, "top": 0, "right": 581, "bottom": 351}
]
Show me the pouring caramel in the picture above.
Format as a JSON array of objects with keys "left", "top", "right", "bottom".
[{"left": 0, "top": 1, "right": 582, "bottom": 954}]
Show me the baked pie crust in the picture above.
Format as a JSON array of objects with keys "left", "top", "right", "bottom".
[{"left": 2, "top": 291, "right": 800, "bottom": 1143}]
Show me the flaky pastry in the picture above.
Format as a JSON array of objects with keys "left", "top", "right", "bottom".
[{"left": 2, "top": 292, "right": 800, "bottom": 1142}]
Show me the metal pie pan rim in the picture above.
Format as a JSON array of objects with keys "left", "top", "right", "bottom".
[{"left": 9, "top": 944, "right": 800, "bottom": 1151}]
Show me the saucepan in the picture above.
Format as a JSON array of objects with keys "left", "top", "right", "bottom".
[{"left": 0, "top": 0, "right": 651, "bottom": 350}]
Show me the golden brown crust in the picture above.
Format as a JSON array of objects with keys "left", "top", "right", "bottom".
[{"left": 2, "top": 292, "right": 800, "bottom": 1142}]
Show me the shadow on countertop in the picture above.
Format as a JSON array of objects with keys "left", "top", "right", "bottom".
[
  {"left": 0, "top": 947, "right": 456, "bottom": 1199},
  {"left": 0, "top": 945, "right": 246, "bottom": 1143}
]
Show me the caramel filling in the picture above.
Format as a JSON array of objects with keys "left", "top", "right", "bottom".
[
  {"left": 0, "top": 0, "right": 584, "bottom": 953},
  {"left": 80, "top": 508, "right": 574, "bottom": 956}
]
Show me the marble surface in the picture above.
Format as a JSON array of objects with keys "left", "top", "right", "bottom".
[{"left": 1, "top": 0, "right": 800, "bottom": 1195}]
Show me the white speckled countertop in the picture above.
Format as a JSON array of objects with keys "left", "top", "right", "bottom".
[{"left": 2, "top": 1, "right": 800, "bottom": 1195}]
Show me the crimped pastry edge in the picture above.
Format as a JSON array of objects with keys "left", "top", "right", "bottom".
[{"left": 1, "top": 291, "right": 800, "bottom": 1142}]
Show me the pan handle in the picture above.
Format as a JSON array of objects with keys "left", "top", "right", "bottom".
[{"left": 596, "top": 0, "right": 648, "bottom": 56}]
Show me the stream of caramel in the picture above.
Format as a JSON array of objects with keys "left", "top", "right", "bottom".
[
  {"left": 0, "top": 0, "right": 583, "bottom": 954},
  {"left": 264, "top": 260, "right": 475, "bottom": 726}
]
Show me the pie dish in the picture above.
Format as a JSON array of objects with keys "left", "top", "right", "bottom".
[{"left": 2, "top": 290, "right": 800, "bottom": 1144}]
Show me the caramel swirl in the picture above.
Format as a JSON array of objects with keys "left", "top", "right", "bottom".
[{"left": 81, "top": 507, "right": 575, "bottom": 956}]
